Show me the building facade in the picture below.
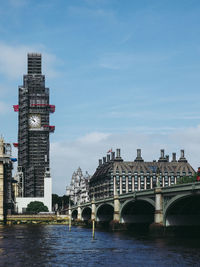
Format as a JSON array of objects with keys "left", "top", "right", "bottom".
[
  {"left": 66, "top": 167, "right": 90, "bottom": 204},
  {"left": 89, "top": 149, "right": 195, "bottom": 200},
  {"left": 0, "top": 138, "right": 14, "bottom": 221},
  {"left": 14, "top": 53, "right": 55, "bottom": 198}
]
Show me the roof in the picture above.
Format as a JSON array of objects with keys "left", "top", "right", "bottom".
[{"left": 91, "top": 159, "right": 195, "bottom": 181}]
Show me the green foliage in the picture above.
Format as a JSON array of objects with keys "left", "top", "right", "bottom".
[
  {"left": 177, "top": 174, "right": 197, "bottom": 184},
  {"left": 52, "top": 194, "right": 61, "bottom": 206},
  {"left": 26, "top": 201, "right": 49, "bottom": 214}
]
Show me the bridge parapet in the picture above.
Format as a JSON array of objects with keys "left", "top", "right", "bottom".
[{"left": 162, "top": 182, "right": 200, "bottom": 194}]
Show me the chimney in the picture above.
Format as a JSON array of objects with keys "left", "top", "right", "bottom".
[
  {"left": 137, "top": 149, "right": 141, "bottom": 158},
  {"left": 158, "top": 149, "right": 167, "bottom": 162},
  {"left": 111, "top": 151, "right": 115, "bottom": 160},
  {"left": 99, "top": 159, "right": 102, "bottom": 166},
  {"left": 178, "top": 149, "right": 187, "bottom": 162},
  {"left": 166, "top": 155, "right": 169, "bottom": 162},
  {"left": 116, "top": 148, "right": 120, "bottom": 158},
  {"left": 107, "top": 154, "right": 110, "bottom": 162},
  {"left": 134, "top": 148, "right": 144, "bottom": 162},
  {"left": 114, "top": 148, "right": 123, "bottom": 161},
  {"left": 103, "top": 157, "right": 106, "bottom": 164},
  {"left": 172, "top": 153, "right": 176, "bottom": 162}
]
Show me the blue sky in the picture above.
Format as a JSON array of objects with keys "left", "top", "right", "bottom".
[{"left": 1, "top": 0, "right": 200, "bottom": 194}]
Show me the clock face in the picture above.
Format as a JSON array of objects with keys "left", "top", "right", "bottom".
[{"left": 29, "top": 114, "right": 41, "bottom": 128}]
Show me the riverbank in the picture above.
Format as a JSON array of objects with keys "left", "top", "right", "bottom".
[{"left": 1, "top": 214, "right": 69, "bottom": 225}]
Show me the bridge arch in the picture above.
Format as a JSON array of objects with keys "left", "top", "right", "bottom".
[
  {"left": 82, "top": 207, "right": 92, "bottom": 221},
  {"left": 120, "top": 197, "right": 155, "bottom": 213},
  {"left": 120, "top": 198, "right": 155, "bottom": 224},
  {"left": 164, "top": 193, "right": 200, "bottom": 226},
  {"left": 71, "top": 209, "right": 78, "bottom": 220},
  {"left": 96, "top": 203, "right": 114, "bottom": 222}
]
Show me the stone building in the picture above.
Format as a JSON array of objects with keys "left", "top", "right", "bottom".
[
  {"left": 66, "top": 167, "right": 90, "bottom": 204},
  {"left": 89, "top": 149, "right": 195, "bottom": 200},
  {"left": 0, "top": 138, "right": 14, "bottom": 222}
]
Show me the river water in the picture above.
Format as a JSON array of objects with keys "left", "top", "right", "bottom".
[{"left": 0, "top": 225, "right": 200, "bottom": 267}]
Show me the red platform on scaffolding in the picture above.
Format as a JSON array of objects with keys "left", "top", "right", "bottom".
[
  {"left": 13, "top": 143, "right": 19, "bottom": 148},
  {"left": 13, "top": 105, "right": 19, "bottom": 112},
  {"left": 43, "top": 125, "right": 55, "bottom": 132}
]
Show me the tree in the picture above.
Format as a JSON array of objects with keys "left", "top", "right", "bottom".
[
  {"left": 26, "top": 201, "right": 49, "bottom": 214},
  {"left": 177, "top": 174, "right": 197, "bottom": 184},
  {"left": 52, "top": 194, "right": 61, "bottom": 206}
]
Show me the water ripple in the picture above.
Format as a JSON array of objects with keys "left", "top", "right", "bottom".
[{"left": 0, "top": 225, "right": 200, "bottom": 266}]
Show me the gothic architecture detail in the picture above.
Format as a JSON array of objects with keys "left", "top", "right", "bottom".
[{"left": 66, "top": 167, "right": 90, "bottom": 204}]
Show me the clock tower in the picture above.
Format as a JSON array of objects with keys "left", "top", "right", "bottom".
[{"left": 14, "top": 53, "right": 55, "bottom": 199}]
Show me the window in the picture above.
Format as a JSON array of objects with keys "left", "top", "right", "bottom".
[{"left": 146, "top": 174, "right": 150, "bottom": 189}]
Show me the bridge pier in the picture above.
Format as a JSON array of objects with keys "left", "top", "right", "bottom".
[
  {"left": 150, "top": 186, "right": 164, "bottom": 235},
  {"left": 77, "top": 204, "right": 82, "bottom": 221},
  {"left": 110, "top": 193, "right": 121, "bottom": 230},
  {"left": 154, "top": 187, "right": 163, "bottom": 225},
  {"left": 68, "top": 204, "right": 72, "bottom": 230},
  {"left": 113, "top": 194, "right": 120, "bottom": 222}
]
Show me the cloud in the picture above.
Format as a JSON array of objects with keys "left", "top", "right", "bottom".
[
  {"left": 169, "top": 125, "right": 200, "bottom": 169},
  {"left": 0, "top": 42, "right": 60, "bottom": 79},
  {"left": 77, "top": 132, "right": 110, "bottom": 144},
  {"left": 50, "top": 126, "right": 200, "bottom": 195}
]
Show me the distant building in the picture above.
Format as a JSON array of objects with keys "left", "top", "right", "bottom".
[
  {"left": 66, "top": 167, "right": 90, "bottom": 204},
  {"left": 89, "top": 149, "right": 195, "bottom": 200},
  {"left": 0, "top": 138, "right": 15, "bottom": 222}
]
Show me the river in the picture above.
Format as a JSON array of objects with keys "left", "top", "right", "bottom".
[{"left": 0, "top": 225, "right": 200, "bottom": 266}]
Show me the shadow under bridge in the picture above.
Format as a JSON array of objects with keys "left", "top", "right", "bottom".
[
  {"left": 72, "top": 209, "right": 78, "bottom": 220},
  {"left": 165, "top": 194, "right": 200, "bottom": 227},
  {"left": 120, "top": 199, "right": 155, "bottom": 225},
  {"left": 82, "top": 207, "right": 91, "bottom": 221},
  {"left": 96, "top": 203, "right": 114, "bottom": 222}
]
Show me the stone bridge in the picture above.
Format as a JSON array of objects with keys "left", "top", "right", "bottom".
[{"left": 68, "top": 182, "right": 200, "bottom": 229}]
